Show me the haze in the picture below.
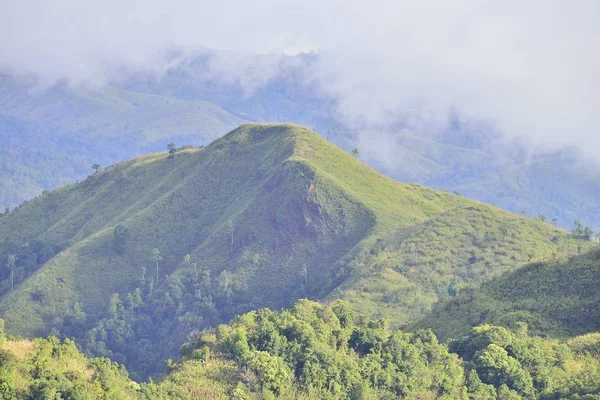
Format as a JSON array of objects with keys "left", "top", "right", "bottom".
[{"left": 1, "top": 0, "right": 599, "bottom": 158}]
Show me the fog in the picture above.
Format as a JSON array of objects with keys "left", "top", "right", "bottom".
[{"left": 2, "top": 0, "right": 599, "bottom": 159}]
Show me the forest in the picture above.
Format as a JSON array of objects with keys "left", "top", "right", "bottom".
[{"left": 3, "top": 299, "right": 600, "bottom": 399}]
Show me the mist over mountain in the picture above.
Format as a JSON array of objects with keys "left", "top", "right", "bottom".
[
  {"left": 2, "top": 0, "right": 599, "bottom": 228},
  {"left": 2, "top": 3, "right": 600, "bottom": 398},
  {"left": 1, "top": 55, "right": 599, "bottom": 230}
]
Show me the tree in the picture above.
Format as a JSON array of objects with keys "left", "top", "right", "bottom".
[
  {"left": 6, "top": 254, "right": 15, "bottom": 291},
  {"left": 474, "top": 344, "right": 534, "bottom": 396},
  {"left": 352, "top": 148, "right": 360, "bottom": 158},
  {"left": 112, "top": 224, "right": 129, "bottom": 254},
  {"left": 167, "top": 143, "right": 178, "bottom": 172},
  {"left": 572, "top": 220, "right": 593, "bottom": 240},
  {"left": 584, "top": 226, "right": 594, "bottom": 241},
  {"left": 299, "top": 264, "right": 308, "bottom": 289},
  {"left": 216, "top": 270, "right": 234, "bottom": 304},
  {"left": 0, "top": 368, "right": 15, "bottom": 400},
  {"left": 167, "top": 143, "right": 177, "bottom": 154},
  {"left": 551, "top": 218, "right": 558, "bottom": 227},
  {"left": 151, "top": 248, "right": 163, "bottom": 284},
  {"left": 537, "top": 214, "right": 546, "bottom": 222},
  {"left": 91, "top": 164, "right": 101, "bottom": 174},
  {"left": 226, "top": 220, "right": 234, "bottom": 249},
  {"left": 247, "top": 350, "right": 291, "bottom": 395}
]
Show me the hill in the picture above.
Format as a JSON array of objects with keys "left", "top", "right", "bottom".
[
  {"left": 0, "top": 123, "right": 590, "bottom": 378},
  {"left": 3, "top": 59, "right": 600, "bottom": 233},
  {"left": 448, "top": 154, "right": 600, "bottom": 231},
  {"left": 415, "top": 248, "right": 600, "bottom": 341},
  {"left": 0, "top": 74, "right": 243, "bottom": 207}
]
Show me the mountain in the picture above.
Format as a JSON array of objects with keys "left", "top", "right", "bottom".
[
  {"left": 2, "top": 56, "right": 600, "bottom": 233},
  {"left": 0, "top": 123, "right": 591, "bottom": 380},
  {"left": 448, "top": 154, "right": 600, "bottom": 231},
  {"left": 0, "top": 73, "right": 244, "bottom": 207},
  {"left": 415, "top": 248, "right": 600, "bottom": 341}
]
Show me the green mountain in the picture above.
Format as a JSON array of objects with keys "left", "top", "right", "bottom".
[
  {"left": 0, "top": 74, "right": 243, "bottom": 207},
  {"left": 335, "top": 125, "right": 600, "bottom": 232},
  {"left": 415, "top": 248, "right": 600, "bottom": 341},
  {"left": 0, "top": 124, "right": 589, "bottom": 379},
  {"left": 3, "top": 65, "right": 600, "bottom": 233},
  {"left": 450, "top": 154, "right": 600, "bottom": 231}
]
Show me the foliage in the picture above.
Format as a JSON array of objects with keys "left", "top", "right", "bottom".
[
  {"left": 451, "top": 324, "right": 600, "bottom": 399},
  {"left": 3, "top": 301, "right": 600, "bottom": 399},
  {"left": 0, "top": 123, "right": 590, "bottom": 380},
  {"left": 154, "top": 300, "right": 468, "bottom": 399},
  {"left": 0, "top": 327, "right": 138, "bottom": 399},
  {"left": 417, "top": 249, "right": 600, "bottom": 340},
  {"left": 572, "top": 220, "right": 594, "bottom": 240},
  {"left": 146, "top": 301, "right": 600, "bottom": 399}
]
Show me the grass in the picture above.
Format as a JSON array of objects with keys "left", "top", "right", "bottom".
[
  {"left": 415, "top": 247, "right": 600, "bottom": 341},
  {"left": 0, "top": 123, "right": 592, "bottom": 378}
]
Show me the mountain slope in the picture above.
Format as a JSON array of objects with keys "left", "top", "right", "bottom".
[
  {"left": 3, "top": 63, "right": 600, "bottom": 233},
  {"left": 0, "top": 123, "right": 589, "bottom": 378},
  {"left": 415, "top": 248, "right": 600, "bottom": 341},
  {"left": 333, "top": 203, "right": 590, "bottom": 325},
  {"left": 0, "top": 74, "right": 244, "bottom": 207},
  {"left": 449, "top": 154, "right": 600, "bottom": 230}
]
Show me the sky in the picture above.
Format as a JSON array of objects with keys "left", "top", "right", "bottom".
[{"left": 1, "top": 0, "right": 599, "bottom": 159}]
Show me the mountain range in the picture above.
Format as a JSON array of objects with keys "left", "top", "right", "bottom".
[
  {"left": 1, "top": 52, "right": 599, "bottom": 232},
  {"left": 0, "top": 123, "right": 599, "bottom": 399},
  {"left": 0, "top": 123, "right": 593, "bottom": 380}
]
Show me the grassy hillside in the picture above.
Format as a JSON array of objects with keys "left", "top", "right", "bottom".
[
  {"left": 0, "top": 74, "right": 243, "bottom": 207},
  {"left": 334, "top": 204, "right": 591, "bottom": 326},
  {"left": 0, "top": 123, "right": 590, "bottom": 378},
  {"left": 4, "top": 65, "right": 600, "bottom": 233},
  {"left": 415, "top": 248, "right": 600, "bottom": 341},
  {"left": 450, "top": 154, "right": 600, "bottom": 230}
]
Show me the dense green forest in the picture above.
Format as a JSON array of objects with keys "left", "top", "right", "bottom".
[{"left": 3, "top": 300, "right": 600, "bottom": 399}]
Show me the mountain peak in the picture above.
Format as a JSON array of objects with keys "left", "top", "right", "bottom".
[
  {"left": 217, "top": 122, "right": 316, "bottom": 147},
  {"left": 0, "top": 123, "right": 590, "bottom": 378}
]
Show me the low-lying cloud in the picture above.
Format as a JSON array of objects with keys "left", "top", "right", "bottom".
[{"left": 2, "top": 0, "right": 599, "bottom": 159}]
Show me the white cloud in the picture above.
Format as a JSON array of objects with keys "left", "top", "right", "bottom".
[{"left": 1, "top": 0, "right": 599, "bottom": 158}]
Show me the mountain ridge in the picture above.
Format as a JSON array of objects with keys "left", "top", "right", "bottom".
[{"left": 0, "top": 123, "right": 590, "bottom": 378}]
